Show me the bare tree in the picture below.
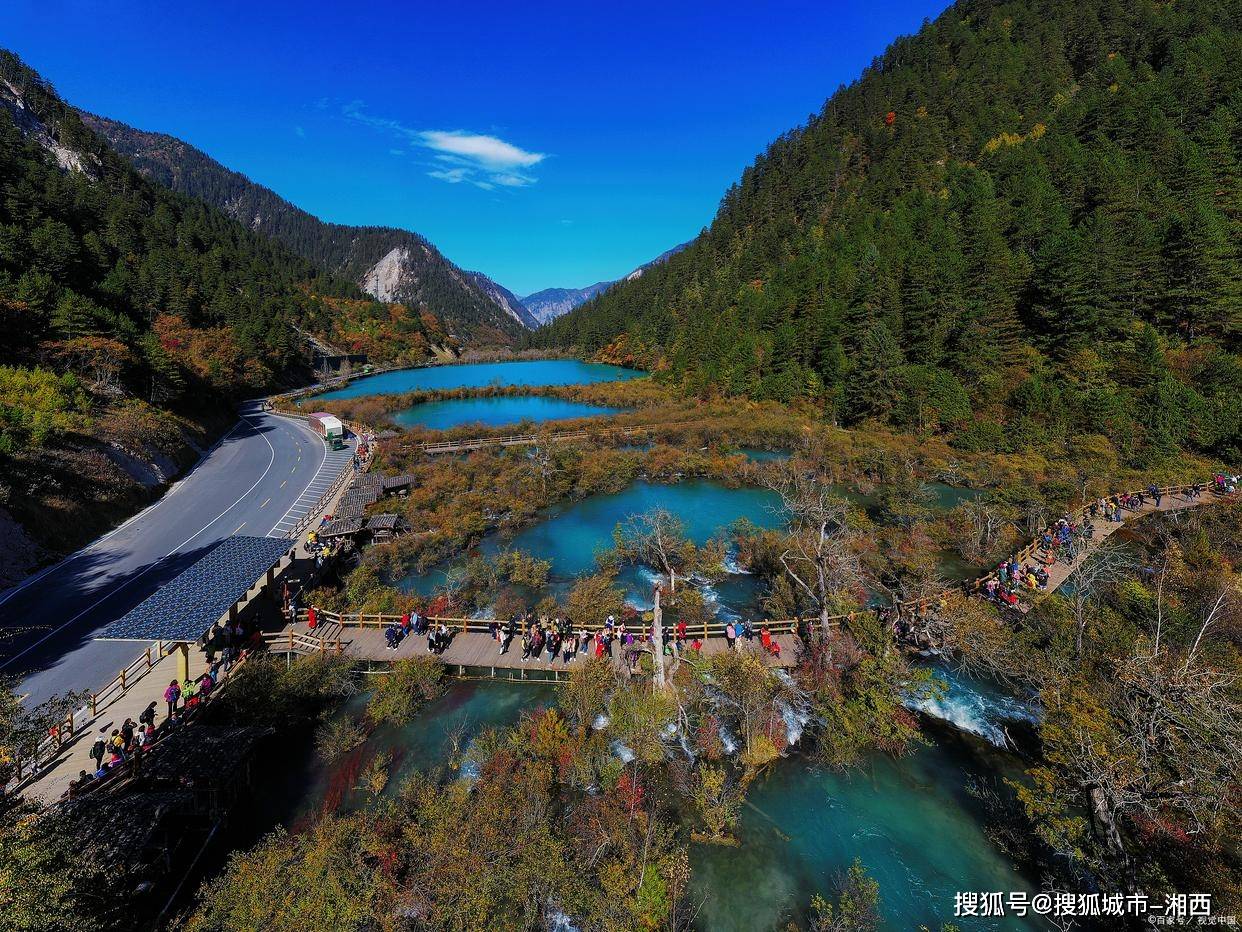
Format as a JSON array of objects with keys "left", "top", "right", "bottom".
[
  {"left": 962, "top": 499, "right": 1010, "bottom": 559},
  {"left": 528, "top": 425, "right": 558, "bottom": 495},
  {"left": 615, "top": 509, "right": 694, "bottom": 690},
  {"left": 1064, "top": 541, "right": 1138, "bottom": 658},
  {"left": 763, "top": 467, "right": 864, "bottom": 638}
]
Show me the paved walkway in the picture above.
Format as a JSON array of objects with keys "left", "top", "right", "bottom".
[{"left": 21, "top": 647, "right": 211, "bottom": 803}]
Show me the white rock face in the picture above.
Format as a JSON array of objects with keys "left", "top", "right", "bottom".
[
  {"left": 0, "top": 78, "right": 100, "bottom": 179},
  {"left": 362, "top": 246, "right": 414, "bottom": 303}
]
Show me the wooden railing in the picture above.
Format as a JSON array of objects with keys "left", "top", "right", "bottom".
[
  {"left": 260, "top": 629, "right": 343, "bottom": 655},
  {"left": 10, "top": 640, "right": 181, "bottom": 784},
  {"left": 293, "top": 608, "right": 798, "bottom": 642},
  {"left": 959, "top": 480, "right": 1229, "bottom": 599},
  {"left": 294, "top": 477, "right": 1234, "bottom": 642}
]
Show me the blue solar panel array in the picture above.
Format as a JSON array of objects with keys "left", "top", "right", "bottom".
[{"left": 97, "top": 536, "right": 292, "bottom": 642}]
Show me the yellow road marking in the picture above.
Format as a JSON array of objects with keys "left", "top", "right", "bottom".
[
  {"left": 232, "top": 522, "right": 246, "bottom": 533},
  {"left": 280, "top": 480, "right": 287, "bottom": 488},
  {"left": 260, "top": 498, "right": 270, "bottom": 508}
]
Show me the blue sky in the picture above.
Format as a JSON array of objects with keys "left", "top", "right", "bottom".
[{"left": 5, "top": 0, "right": 948, "bottom": 295}]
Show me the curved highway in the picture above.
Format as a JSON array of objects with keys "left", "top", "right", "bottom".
[{"left": 0, "top": 402, "right": 354, "bottom": 705}]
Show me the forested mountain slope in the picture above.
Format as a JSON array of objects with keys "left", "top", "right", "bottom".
[
  {"left": 535, "top": 0, "right": 1241, "bottom": 464},
  {"left": 0, "top": 51, "right": 442, "bottom": 568},
  {"left": 81, "top": 113, "right": 536, "bottom": 339}
]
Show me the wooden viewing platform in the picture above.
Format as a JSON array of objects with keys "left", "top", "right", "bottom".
[{"left": 277, "top": 613, "right": 799, "bottom": 680}]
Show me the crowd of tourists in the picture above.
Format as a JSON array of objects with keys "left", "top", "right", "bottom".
[
  {"left": 375, "top": 608, "right": 787, "bottom": 669},
  {"left": 65, "top": 616, "right": 260, "bottom": 799},
  {"left": 382, "top": 611, "right": 454, "bottom": 654},
  {"left": 480, "top": 612, "right": 783, "bottom": 670}
]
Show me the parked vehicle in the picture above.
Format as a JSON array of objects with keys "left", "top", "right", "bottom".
[{"left": 307, "top": 412, "right": 346, "bottom": 449}]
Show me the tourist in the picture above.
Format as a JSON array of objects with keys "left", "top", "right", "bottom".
[
  {"left": 164, "top": 680, "right": 181, "bottom": 720},
  {"left": 109, "top": 729, "right": 126, "bottom": 762},
  {"left": 760, "top": 626, "right": 773, "bottom": 654},
  {"left": 90, "top": 728, "right": 108, "bottom": 772},
  {"left": 724, "top": 622, "right": 737, "bottom": 650},
  {"left": 139, "top": 701, "right": 157, "bottom": 731},
  {"left": 385, "top": 623, "right": 402, "bottom": 650},
  {"left": 520, "top": 630, "right": 532, "bottom": 661},
  {"left": 690, "top": 638, "right": 703, "bottom": 655}
]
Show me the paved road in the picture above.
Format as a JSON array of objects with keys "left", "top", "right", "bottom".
[{"left": 0, "top": 402, "right": 355, "bottom": 705}]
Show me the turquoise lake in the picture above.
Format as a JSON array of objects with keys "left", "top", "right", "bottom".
[
  {"left": 401, "top": 479, "right": 786, "bottom": 619},
  {"left": 391, "top": 395, "right": 626, "bottom": 430},
  {"left": 690, "top": 731, "right": 1045, "bottom": 931},
  {"left": 314, "top": 359, "right": 644, "bottom": 400}
]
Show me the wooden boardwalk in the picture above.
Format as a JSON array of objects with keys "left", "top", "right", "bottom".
[
  {"left": 20, "top": 648, "right": 213, "bottom": 803},
  {"left": 1006, "top": 486, "right": 1227, "bottom": 609},
  {"left": 289, "top": 621, "right": 799, "bottom": 678}
]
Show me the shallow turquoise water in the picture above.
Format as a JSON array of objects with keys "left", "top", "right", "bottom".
[
  {"left": 402, "top": 480, "right": 786, "bottom": 607},
  {"left": 491, "top": 479, "right": 785, "bottom": 577},
  {"left": 391, "top": 395, "right": 625, "bottom": 431},
  {"left": 314, "top": 359, "right": 644, "bottom": 400},
  {"left": 690, "top": 735, "right": 1045, "bottom": 931},
  {"left": 288, "top": 681, "right": 557, "bottom": 827},
  {"left": 739, "top": 448, "right": 792, "bottom": 462}
]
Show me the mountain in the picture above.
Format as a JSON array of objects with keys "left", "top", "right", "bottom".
[
  {"left": 465, "top": 271, "right": 539, "bottom": 329},
  {"left": 534, "top": 0, "right": 1241, "bottom": 463},
  {"left": 80, "top": 112, "right": 529, "bottom": 343},
  {"left": 521, "top": 241, "right": 691, "bottom": 324},
  {"left": 521, "top": 282, "right": 613, "bottom": 325},
  {"left": 0, "top": 50, "right": 448, "bottom": 564}
]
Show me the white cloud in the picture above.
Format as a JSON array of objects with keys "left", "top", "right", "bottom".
[
  {"left": 294, "top": 125, "right": 306, "bottom": 138},
  {"left": 342, "top": 101, "right": 545, "bottom": 189}
]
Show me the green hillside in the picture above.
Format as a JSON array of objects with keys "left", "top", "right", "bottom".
[
  {"left": 535, "top": 0, "right": 1241, "bottom": 463},
  {"left": 0, "top": 50, "right": 439, "bottom": 559},
  {"left": 80, "top": 112, "right": 537, "bottom": 339}
]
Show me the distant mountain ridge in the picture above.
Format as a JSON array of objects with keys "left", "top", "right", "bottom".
[
  {"left": 79, "top": 112, "right": 533, "bottom": 342},
  {"left": 520, "top": 241, "right": 691, "bottom": 324},
  {"left": 465, "top": 271, "right": 539, "bottom": 329}
]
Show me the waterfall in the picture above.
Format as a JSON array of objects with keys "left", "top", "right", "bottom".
[{"left": 906, "top": 661, "right": 1041, "bottom": 748}]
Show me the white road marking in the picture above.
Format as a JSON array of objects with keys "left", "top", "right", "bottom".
[
  {"left": 0, "top": 419, "right": 246, "bottom": 609},
  {"left": 0, "top": 411, "right": 279, "bottom": 671}
]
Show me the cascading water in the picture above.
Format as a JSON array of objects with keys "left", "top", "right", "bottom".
[{"left": 905, "top": 659, "right": 1040, "bottom": 748}]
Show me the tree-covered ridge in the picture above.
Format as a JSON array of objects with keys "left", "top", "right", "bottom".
[
  {"left": 535, "top": 0, "right": 1241, "bottom": 464},
  {"left": 0, "top": 50, "right": 444, "bottom": 436},
  {"left": 79, "top": 112, "right": 533, "bottom": 342}
]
